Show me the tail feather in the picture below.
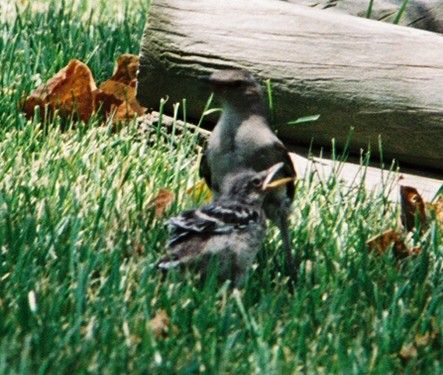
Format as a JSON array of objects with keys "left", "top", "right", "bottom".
[{"left": 157, "top": 259, "right": 181, "bottom": 270}]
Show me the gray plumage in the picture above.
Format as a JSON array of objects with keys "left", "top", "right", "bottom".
[
  {"left": 158, "top": 163, "right": 291, "bottom": 286},
  {"left": 199, "top": 69, "right": 297, "bottom": 275}
]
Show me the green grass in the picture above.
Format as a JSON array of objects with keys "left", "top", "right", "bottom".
[{"left": 1, "top": 1, "right": 442, "bottom": 374}]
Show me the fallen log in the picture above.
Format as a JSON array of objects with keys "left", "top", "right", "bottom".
[
  {"left": 287, "top": 0, "right": 443, "bottom": 34},
  {"left": 137, "top": 0, "right": 443, "bottom": 172}
]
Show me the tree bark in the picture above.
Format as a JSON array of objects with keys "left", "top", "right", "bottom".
[
  {"left": 137, "top": 0, "right": 443, "bottom": 171},
  {"left": 287, "top": 0, "right": 443, "bottom": 34}
]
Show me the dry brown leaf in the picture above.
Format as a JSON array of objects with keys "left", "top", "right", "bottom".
[
  {"left": 23, "top": 55, "right": 145, "bottom": 126},
  {"left": 99, "top": 80, "right": 133, "bottom": 102},
  {"left": 434, "top": 195, "right": 443, "bottom": 225},
  {"left": 92, "top": 88, "right": 123, "bottom": 116},
  {"left": 400, "top": 185, "right": 427, "bottom": 232},
  {"left": 399, "top": 344, "right": 418, "bottom": 362},
  {"left": 427, "top": 194, "right": 443, "bottom": 230},
  {"left": 367, "top": 229, "right": 404, "bottom": 255},
  {"left": 415, "top": 331, "right": 437, "bottom": 347},
  {"left": 147, "top": 189, "right": 175, "bottom": 218},
  {"left": 148, "top": 309, "right": 170, "bottom": 338},
  {"left": 366, "top": 229, "right": 419, "bottom": 260},
  {"left": 99, "top": 79, "right": 146, "bottom": 123},
  {"left": 23, "top": 59, "right": 97, "bottom": 122},
  {"left": 109, "top": 54, "right": 139, "bottom": 84},
  {"left": 400, "top": 330, "right": 439, "bottom": 363},
  {"left": 186, "top": 179, "right": 212, "bottom": 203},
  {"left": 133, "top": 242, "right": 144, "bottom": 256},
  {"left": 98, "top": 54, "right": 145, "bottom": 124},
  {"left": 408, "top": 247, "right": 422, "bottom": 256}
]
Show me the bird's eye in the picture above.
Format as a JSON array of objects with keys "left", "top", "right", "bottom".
[{"left": 251, "top": 177, "right": 262, "bottom": 187}]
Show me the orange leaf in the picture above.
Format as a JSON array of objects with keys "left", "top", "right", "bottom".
[
  {"left": 427, "top": 194, "right": 443, "bottom": 230},
  {"left": 147, "top": 189, "right": 175, "bottom": 218},
  {"left": 400, "top": 185, "right": 426, "bottom": 232},
  {"left": 109, "top": 54, "right": 139, "bottom": 85},
  {"left": 99, "top": 80, "right": 133, "bottom": 102},
  {"left": 97, "top": 54, "right": 145, "bottom": 124},
  {"left": 23, "top": 59, "right": 97, "bottom": 122},
  {"left": 367, "top": 229, "right": 403, "bottom": 255},
  {"left": 99, "top": 79, "right": 146, "bottom": 123},
  {"left": 366, "top": 229, "right": 418, "bottom": 260},
  {"left": 148, "top": 310, "right": 170, "bottom": 338},
  {"left": 92, "top": 88, "right": 123, "bottom": 116}
]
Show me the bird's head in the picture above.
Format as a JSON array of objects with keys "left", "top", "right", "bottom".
[
  {"left": 200, "top": 69, "right": 265, "bottom": 109},
  {"left": 221, "top": 163, "right": 294, "bottom": 206}
]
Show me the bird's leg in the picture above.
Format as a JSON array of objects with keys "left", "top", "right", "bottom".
[
  {"left": 233, "top": 271, "right": 246, "bottom": 288},
  {"left": 264, "top": 195, "right": 299, "bottom": 283},
  {"left": 276, "top": 214, "right": 299, "bottom": 283},
  {"left": 278, "top": 218, "right": 293, "bottom": 265}
]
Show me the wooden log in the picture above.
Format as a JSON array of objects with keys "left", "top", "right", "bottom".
[
  {"left": 137, "top": 0, "right": 443, "bottom": 172},
  {"left": 287, "top": 0, "right": 443, "bottom": 34}
]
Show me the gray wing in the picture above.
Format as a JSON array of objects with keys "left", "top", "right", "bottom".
[
  {"left": 167, "top": 205, "right": 233, "bottom": 247},
  {"left": 158, "top": 203, "right": 260, "bottom": 270},
  {"left": 199, "top": 148, "right": 213, "bottom": 190}
]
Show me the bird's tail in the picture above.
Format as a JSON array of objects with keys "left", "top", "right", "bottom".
[
  {"left": 157, "top": 253, "right": 196, "bottom": 271},
  {"left": 157, "top": 258, "right": 182, "bottom": 270}
]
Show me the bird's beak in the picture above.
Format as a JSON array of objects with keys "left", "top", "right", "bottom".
[
  {"left": 264, "top": 177, "right": 294, "bottom": 190},
  {"left": 261, "top": 162, "right": 294, "bottom": 191}
]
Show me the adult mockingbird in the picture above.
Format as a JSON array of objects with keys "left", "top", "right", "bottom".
[
  {"left": 198, "top": 69, "right": 297, "bottom": 275},
  {"left": 158, "top": 163, "right": 294, "bottom": 286}
]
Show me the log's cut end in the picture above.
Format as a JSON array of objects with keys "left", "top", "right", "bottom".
[{"left": 137, "top": 0, "right": 443, "bottom": 172}]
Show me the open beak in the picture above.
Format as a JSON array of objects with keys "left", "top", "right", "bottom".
[
  {"left": 264, "top": 177, "right": 294, "bottom": 190},
  {"left": 261, "top": 162, "right": 295, "bottom": 191}
]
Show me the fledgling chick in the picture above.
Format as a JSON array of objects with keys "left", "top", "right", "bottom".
[
  {"left": 158, "top": 163, "right": 294, "bottom": 286},
  {"left": 199, "top": 69, "right": 297, "bottom": 275}
]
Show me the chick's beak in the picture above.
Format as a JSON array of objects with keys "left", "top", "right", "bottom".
[
  {"left": 264, "top": 177, "right": 294, "bottom": 190},
  {"left": 261, "top": 162, "right": 294, "bottom": 191}
]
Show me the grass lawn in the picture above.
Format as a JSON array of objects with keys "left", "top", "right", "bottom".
[{"left": 1, "top": 1, "right": 442, "bottom": 373}]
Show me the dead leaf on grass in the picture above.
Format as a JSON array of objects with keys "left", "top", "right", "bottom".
[
  {"left": 427, "top": 194, "right": 443, "bottom": 230},
  {"left": 399, "top": 329, "right": 439, "bottom": 363},
  {"left": 23, "top": 59, "right": 97, "bottom": 122},
  {"left": 23, "top": 54, "right": 145, "bottom": 126},
  {"left": 92, "top": 88, "right": 123, "bottom": 116},
  {"left": 400, "top": 185, "right": 427, "bottom": 232},
  {"left": 399, "top": 343, "right": 418, "bottom": 362},
  {"left": 99, "top": 78, "right": 146, "bottom": 123},
  {"left": 366, "top": 229, "right": 420, "bottom": 260},
  {"left": 367, "top": 229, "right": 404, "bottom": 255},
  {"left": 148, "top": 309, "right": 170, "bottom": 338},
  {"left": 109, "top": 54, "right": 139, "bottom": 84},
  {"left": 99, "top": 54, "right": 146, "bottom": 124},
  {"left": 147, "top": 189, "right": 175, "bottom": 218},
  {"left": 415, "top": 331, "right": 438, "bottom": 347}
]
